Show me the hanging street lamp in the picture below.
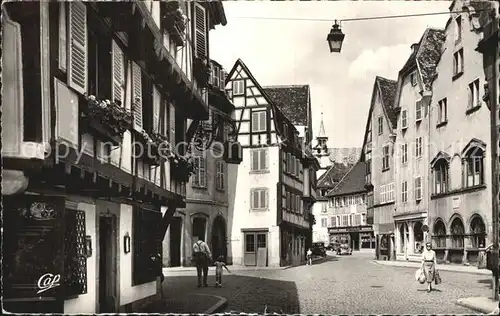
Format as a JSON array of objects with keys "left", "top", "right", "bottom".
[{"left": 326, "top": 20, "right": 345, "bottom": 53}]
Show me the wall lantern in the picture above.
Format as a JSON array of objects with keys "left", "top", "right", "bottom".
[
  {"left": 124, "top": 232, "right": 131, "bottom": 254},
  {"left": 327, "top": 20, "right": 345, "bottom": 53},
  {"left": 85, "top": 236, "right": 92, "bottom": 258}
]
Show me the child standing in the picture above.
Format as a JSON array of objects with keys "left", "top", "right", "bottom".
[{"left": 214, "top": 255, "right": 231, "bottom": 287}]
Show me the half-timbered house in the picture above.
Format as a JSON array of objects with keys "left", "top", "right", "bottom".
[
  {"left": 2, "top": 0, "right": 228, "bottom": 313},
  {"left": 224, "top": 59, "right": 319, "bottom": 267}
]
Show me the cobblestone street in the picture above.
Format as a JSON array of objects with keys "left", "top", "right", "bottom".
[{"left": 159, "top": 252, "right": 492, "bottom": 314}]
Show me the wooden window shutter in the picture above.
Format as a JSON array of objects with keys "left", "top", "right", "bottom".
[
  {"left": 152, "top": 86, "right": 161, "bottom": 133},
  {"left": 68, "top": 2, "right": 88, "bottom": 94},
  {"left": 194, "top": 2, "right": 207, "bottom": 58},
  {"left": 200, "top": 157, "right": 207, "bottom": 187},
  {"left": 251, "top": 150, "right": 258, "bottom": 171},
  {"left": 132, "top": 62, "right": 143, "bottom": 131},
  {"left": 260, "top": 190, "right": 266, "bottom": 209},
  {"left": 220, "top": 70, "right": 226, "bottom": 90},
  {"left": 251, "top": 189, "right": 257, "bottom": 209},
  {"left": 192, "top": 157, "right": 200, "bottom": 186},
  {"left": 259, "top": 112, "right": 266, "bottom": 131},
  {"left": 252, "top": 112, "right": 259, "bottom": 132},
  {"left": 112, "top": 40, "right": 124, "bottom": 104},
  {"left": 260, "top": 149, "right": 267, "bottom": 170},
  {"left": 169, "top": 104, "right": 175, "bottom": 145}
]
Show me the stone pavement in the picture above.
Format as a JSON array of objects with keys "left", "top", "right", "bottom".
[
  {"left": 373, "top": 259, "right": 492, "bottom": 275},
  {"left": 456, "top": 297, "right": 499, "bottom": 314}
]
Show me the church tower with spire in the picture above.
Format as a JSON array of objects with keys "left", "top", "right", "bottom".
[{"left": 313, "top": 113, "right": 331, "bottom": 172}]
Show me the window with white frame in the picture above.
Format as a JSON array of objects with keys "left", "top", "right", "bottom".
[
  {"left": 401, "top": 109, "right": 408, "bottom": 129},
  {"left": 453, "top": 49, "right": 464, "bottom": 76},
  {"left": 342, "top": 215, "right": 348, "bottom": 226},
  {"left": 380, "top": 185, "right": 387, "bottom": 203},
  {"left": 382, "top": 145, "right": 390, "bottom": 170},
  {"left": 401, "top": 181, "right": 408, "bottom": 203},
  {"left": 216, "top": 161, "right": 225, "bottom": 191},
  {"left": 434, "top": 160, "right": 448, "bottom": 194},
  {"left": 251, "top": 188, "right": 269, "bottom": 210},
  {"left": 410, "top": 72, "right": 417, "bottom": 86},
  {"left": 438, "top": 98, "right": 448, "bottom": 123},
  {"left": 415, "top": 100, "right": 423, "bottom": 121},
  {"left": 414, "top": 176, "right": 422, "bottom": 201},
  {"left": 233, "top": 80, "right": 244, "bottom": 95},
  {"left": 463, "top": 147, "right": 485, "bottom": 187},
  {"left": 387, "top": 183, "right": 394, "bottom": 202},
  {"left": 401, "top": 143, "right": 408, "bottom": 164},
  {"left": 252, "top": 110, "right": 267, "bottom": 132},
  {"left": 321, "top": 218, "right": 327, "bottom": 227},
  {"left": 192, "top": 156, "right": 207, "bottom": 188},
  {"left": 415, "top": 137, "right": 422, "bottom": 158},
  {"left": 251, "top": 148, "right": 268, "bottom": 172},
  {"left": 330, "top": 216, "right": 337, "bottom": 227},
  {"left": 467, "top": 79, "right": 480, "bottom": 110},
  {"left": 378, "top": 116, "right": 383, "bottom": 135}
]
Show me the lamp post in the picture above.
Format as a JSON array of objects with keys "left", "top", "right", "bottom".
[{"left": 326, "top": 20, "right": 345, "bottom": 53}]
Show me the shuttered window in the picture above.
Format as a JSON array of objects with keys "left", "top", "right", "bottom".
[
  {"left": 111, "top": 40, "right": 124, "bottom": 104},
  {"left": 251, "top": 188, "right": 269, "bottom": 210},
  {"left": 152, "top": 86, "right": 161, "bottom": 133},
  {"left": 132, "top": 62, "right": 143, "bottom": 131},
  {"left": 220, "top": 70, "right": 226, "bottom": 90},
  {"left": 68, "top": 2, "right": 88, "bottom": 94},
  {"left": 251, "top": 148, "right": 268, "bottom": 171},
  {"left": 58, "top": 2, "right": 67, "bottom": 72},
  {"left": 252, "top": 110, "right": 267, "bottom": 132},
  {"left": 194, "top": 2, "right": 207, "bottom": 58},
  {"left": 192, "top": 156, "right": 207, "bottom": 188},
  {"left": 216, "top": 161, "right": 225, "bottom": 190}
]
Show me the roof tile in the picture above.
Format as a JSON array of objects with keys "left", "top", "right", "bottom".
[
  {"left": 375, "top": 76, "right": 398, "bottom": 128},
  {"left": 317, "top": 162, "right": 353, "bottom": 188},
  {"left": 263, "top": 85, "right": 309, "bottom": 126},
  {"left": 327, "top": 161, "right": 367, "bottom": 196}
]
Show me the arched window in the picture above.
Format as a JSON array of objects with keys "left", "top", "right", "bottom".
[
  {"left": 433, "top": 219, "right": 446, "bottom": 248},
  {"left": 433, "top": 160, "right": 449, "bottom": 194},
  {"left": 470, "top": 216, "right": 486, "bottom": 249},
  {"left": 450, "top": 217, "right": 465, "bottom": 248},
  {"left": 463, "top": 146, "right": 485, "bottom": 187}
]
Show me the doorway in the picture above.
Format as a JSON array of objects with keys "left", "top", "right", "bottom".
[
  {"left": 243, "top": 232, "right": 267, "bottom": 266},
  {"left": 99, "top": 215, "right": 117, "bottom": 313},
  {"left": 350, "top": 232, "right": 360, "bottom": 250},
  {"left": 169, "top": 217, "right": 182, "bottom": 267},
  {"left": 211, "top": 216, "right": 227, "bottom": 261}
]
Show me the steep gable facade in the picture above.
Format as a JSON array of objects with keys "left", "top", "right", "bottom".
[
  {"left": 392, "top": 28, "right": 445, "bottom": 261},
  {"left": 361, "top": 76, "right": 398, "bottom": 259},
  {"left": 224, "top": 59, "right": 317, "bottom": 267}
]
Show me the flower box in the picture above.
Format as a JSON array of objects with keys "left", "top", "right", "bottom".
[
  {"left": 81, "top": 95, "right": 132, "bottom": 146},
  {"left": 163, "top": 1, "right": 185, "bottom": 46},
  {"left": 193, "top": 57, "right": 211, "bottom": 89},
  {"left": 134, "top": 130, "right": 170, "bottom": 166},
  {"left": 169, "top": 153, "right": 196, "bottom": 183}
]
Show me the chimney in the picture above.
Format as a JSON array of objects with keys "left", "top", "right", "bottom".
[{"left": 411, "top": 43, "right": 419, "bottom": 54}]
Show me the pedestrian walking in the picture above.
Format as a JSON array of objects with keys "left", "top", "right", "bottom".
[
  {"left": 213, "top": 255, "right": 231, "bottom": 287},
  {"left": 420, "top": 242, "right": 437, "bottom": 292},
  {"left": 306, "top": 248, "right": 313, "bottom": 265},
  {"left": 192, "top": 236, "right": 212, "bottom": 288}
]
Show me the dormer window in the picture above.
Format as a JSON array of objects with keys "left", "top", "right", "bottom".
[
  {"left": 410, "top": 72, "right": 417, "bottom": 86},
  {"left": 233, "top": 80, "right": 244, "bottom": 95}
]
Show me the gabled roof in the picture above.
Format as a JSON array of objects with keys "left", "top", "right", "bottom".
[
  {"left": 225, "top": 59, "right": 303, "bottom": 150},
  {"left": 317, "top": 162, "right": 353, "bottom": 189},
  {"left": 262, "top": 85, "right": 310, "bottom": 126},
  {"left": 359, "top": 76, "right": 397, "bottom": 161},
  {"left": 394, "top": 28, "right": 445, "bottom": 107},
  {"left": 327, "top": 160, "right": 367, "bottom": 197}
]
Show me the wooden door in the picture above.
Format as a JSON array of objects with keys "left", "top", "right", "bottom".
[
  {"left": 243, "top": 233, "right": 256, "bottom": 266},
  {"left": 256, "top": 233, "right": 267, "bottom": 267}
]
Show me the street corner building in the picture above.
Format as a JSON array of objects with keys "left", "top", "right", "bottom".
[
  {"left": 162, "top": 58, "right": 239, "bottom": 267},
  {"left": 1, "top": 0, "right": 232, "bottom": 313},
  {"left": 223, "top": 59, "right": 320, "bottom": 267},
  {"left": 324, "top": 161, "right": 375, "bottom": 252}
]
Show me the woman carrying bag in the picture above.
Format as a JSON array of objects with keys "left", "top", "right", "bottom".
[{"left": 419, "top": 242, "right": 441, "bottom": 292}]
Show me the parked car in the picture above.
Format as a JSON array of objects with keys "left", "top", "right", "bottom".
[
  {"left": 338, "top": 244, "right": 352, "bottom": 255},
  {"left": 311, "top": 242, "right": 327, "bottom": 257}
]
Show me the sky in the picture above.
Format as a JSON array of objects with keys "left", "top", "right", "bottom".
[{"left": 209, "top": 0, "right": 451, "bottom": 149}]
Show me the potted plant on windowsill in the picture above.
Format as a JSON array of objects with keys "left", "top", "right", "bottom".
[
  {"left": 193, "top": 56, "right": 211, "bottom": 89},
  {"left": 162, "top": 1, "right": 186, "bottom": 46},
  {"left": 169, "top": 152, "right": 196, "bottom": 183},
  {"left": 134, "top": 130, "right": 171, "bottom": 166},
  {"left": 81, "top": 94, "right": 133, "bottom": 145}
]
